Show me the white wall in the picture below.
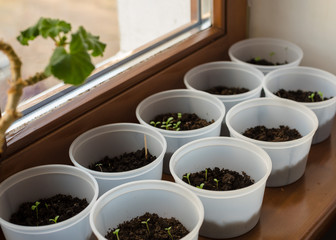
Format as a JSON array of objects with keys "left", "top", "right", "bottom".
[{"left": 248, "top": 0, "right": 336, "bottom": 75}]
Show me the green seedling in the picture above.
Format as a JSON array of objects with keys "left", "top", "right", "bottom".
[
  {"left": 161, "top": 117, "right": 174, "bottom": 130},
  {"left": 49, "top": 215, "right": 59, "bottom": 224},
  {"left": 196, "top": 183, "right": 204, "bottom": 189},
  {"left": 177, "top": 112, "right": 182, "bottom": 119},
  {"left": 150, "top": 121, "right": 161, "bottom": 127},
  {"left": 205, "top": 168, "right": 208, "bottom": 181},
  {"left": 308, "top": 92, "right": 315, "bottom": 102},
  {"left": 318, "top": 91, "right": 324, "bottom": 100},
  {"left": 214, "top": 178, "right": 219, "bottom": 189},
  {"left": 165, "top": 226, "right": 174, "bottom": 240},
  {"left": 183, "top": 173, "right": 191, "bottom": 185},
  {"left": 45, "top": 203, "right": 49, "bottom": 209},
  {"left": 254, "top": 56, "right": 261, "bottom": 62},
  {"left": 141, "top": 218, "right": 150, "bottom": 235},
  {"left": 172, "top": 121, "right": 181, "bottom": 131},
  {"left": 31, "top": 201, "right": 40, "bottom": 220},
  {"left": 113, "top": 228, "right": 120, "bottom": 240},
  {"left": 95, "top": 163, "right": 103, "bottom": 172}
]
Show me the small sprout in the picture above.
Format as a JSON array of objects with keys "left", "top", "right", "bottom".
[
  {"left": 113, "top": 229, "right": 120, "bottom": 240},
  {"left": 31, "top": 201, "right": 40, "bottom": 220},
  {"left": 308, "top": 92, "right": 315, "bottom": 102},
  {"left": 95, "top": 163, "right": 103, "bottom": 172},
  {"left": 141, "top": 218, "right": 150, "bottom": 234},
  {"left": 214, "top": 178, "right": 219, "bottom": 189},
  {"left": 318, "top": 91, "right": 324, "bottom": 100},
  {"left": 165, "top": 226, "right": 174, "bottom": 240},
  {"left": 45, "top": 203, "right": 49, "bottom": 209},
  {"left": 254, "top": 56, "right": 261, "bottom": 61},
  {"left": 177, "top": 112, "right": 182, "bottom": 119},
  {"left": 172, "top": 121, "right": 181, "bottom": 131},
  {"left": 150, "top": 121, "right": 161, "bottom": 127},
  {"left": 49, "top": 215, "right": 59, "bottom": 224},
  {"left": 161, "top": 117, "right": 174, "bottom": 130},
  {"left": 205, "top": 168, "right": 208, "bottom": 181},
  {"left": 183, "top": 173, "right": 191, "bottom": 185},
  {"left": 196, "top": 183, "right": 204, "bottom": 189},
  {"left": 269, "top": 51, "right": 275, "bottom": 63}
]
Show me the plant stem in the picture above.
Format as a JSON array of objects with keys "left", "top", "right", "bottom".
[{"left": 0, "top": 41, "right": 48, "bottom": 154}]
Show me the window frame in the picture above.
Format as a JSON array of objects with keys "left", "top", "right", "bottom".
[{"left": 0, "top": 0, "right": 247, "bottom": 181}]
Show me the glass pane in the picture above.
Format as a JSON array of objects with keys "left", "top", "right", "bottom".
[{"left": 0, "top": 0, "right": 210, "bottom": 116}]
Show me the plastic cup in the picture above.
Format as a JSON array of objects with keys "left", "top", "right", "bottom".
[
  {"left": 184, "top": 61, "right": 264, "bottom": 136},
  {"left": 90, "top": 180, "right": 204, "bottom": 240},
  {"left": 226, "top": 98, "right": 318, "bottom": 187},
  {"left": 228, "top": 37, "right": 303, "bottom": 75},
  {"left": 0, "top": 164, "right": 99, "bottom": 240},
  {"left": 169, "top": 137, "right": 272, "bottom": 239},
  {"left": 69, "top": 123, "right": 167, "bottom": 197},
  {"left": 136, "top": 89, "right": 225, "bottom": 174},
  {"left": 263, "top": 66, "right": 336, "bottom": 144}
]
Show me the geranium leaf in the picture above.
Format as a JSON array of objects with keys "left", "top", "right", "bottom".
[{"left": 45, "top": 46, "right": 94, "bottom": 85}]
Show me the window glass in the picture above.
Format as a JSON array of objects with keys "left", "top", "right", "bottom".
[{"left": 1, "top": 0, "right": 211, "bottom": 121}]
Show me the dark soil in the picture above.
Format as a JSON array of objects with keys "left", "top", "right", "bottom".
[
  {"left": 205, "top": 86, "right": 249, "bottom": 95},
  {"left": 105, "top": 212, "right": 189, "bottom": 240},
  {"left": 242, "top": 125, "right": 302, "bottom": 142},
  {"left": 150, "top": 112, "right": 214, "bottom": 131},
  {"left": 182, "top": 167, "right": 254, "bottom": 191},
  {"left": 89, "top": 148, "right": 156, "bottom": 172},
  {"left": 274, "top": 89, "right": 331, "bottom": 102},
  {"left": 10, "top": 194, "right": 88, "bottom": 226},
  {"left": 247, "top": 58, "right": 288, "bottom": 66}
]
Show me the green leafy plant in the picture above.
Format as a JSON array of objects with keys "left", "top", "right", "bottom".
[
  {"left": 49, "top": 215, "right": 59, "bottom": 224},
  {"left": 196, "top": 183, "right": 204, "bottom": 189},
  {"left": 214, "top": 178, "right": 219, "bottom": 189},
  {"left": 113, "top": 228, "right": 120, "bottom": 240},
  {"left": 31, "top": 201, "right": 41, "bottom": 220},
  {"left": 0, "top": 17, "right": 106, "bottom": 153},
  {"left": 183, "top": 173, "right": 191, "bottom": 185},
  {"left": 205, "top": 168, "right": 208, "bottom": 181},
  {"left": 141, "top": 218, "right": 150, "bottom": 235},
  {"left": 165, "top": 226, "right": 174, "bottom": 240},
  {"left": 318, "top": 91, "right": 324, "bottom": 100}
]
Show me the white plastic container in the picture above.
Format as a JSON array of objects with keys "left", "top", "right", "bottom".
[
  {"left": 136, "top": 89, "right": 225, "bottom": 174},
  {"left": 169, "top": 137, "right": 272, "bottom": 239},
  {"left": 184, "top": 61, "right": 264, "bottom": 136},
  {"left": 226, "top": 98, "right": 318, "bottom": 187},
  {"left": 0, "top": 164, "right": 99, "bottom": 240},
  {"left": 263, "top": 66, "right": 336, "bottom": 144},
  {"left": 90, "top": 180, "right": 204, "bottom": 240},
  {"left": 228, "top": 38, "right": 303, "bottom": 74},
  {"left": 69, "top": 123, "right": 167, "bottom": 196}
]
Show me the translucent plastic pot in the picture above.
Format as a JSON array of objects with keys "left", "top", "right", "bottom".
[
  {"left": 184, "top": 61, "right": 264, "bottom": 136},
  {"left": 169, "top": 137, "right": 272, "bottom": 239},
  {"left": 136, "top": 89, "right": 225, "bottom": 174},
  {"left": 69, "top": 123, "right": 167, "bottom": 196},
  {"left": 263, "top": 66, "right": 336, "bottom": 144},
  {"left": 0, "top": 164, "right": 99, "bottom": 240},
  {"left": 90, "top": 180, "right": 204, "bottom": 240},
  {"left": 228, "top": 37, "right": 303, "bottom": 74},
  {"left": 226, "top": 98, "right": 318, "bottom": 187}
]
